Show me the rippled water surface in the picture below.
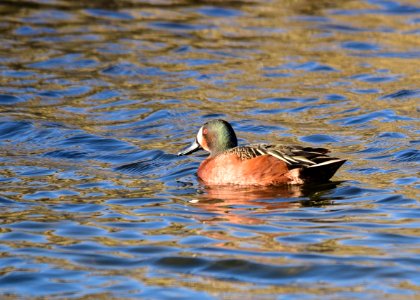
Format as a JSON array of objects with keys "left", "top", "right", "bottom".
[{"left": 0, "top": 0, "right": 419, "bottom": 298}]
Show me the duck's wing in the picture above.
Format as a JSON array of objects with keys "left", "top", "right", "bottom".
[{"left": 227, "top": 143, "right": 341, "bottom": 168}]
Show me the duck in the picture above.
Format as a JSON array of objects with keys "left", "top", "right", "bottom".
[{"left": 178, "top": 119, "right": 346, "bottom": 186}]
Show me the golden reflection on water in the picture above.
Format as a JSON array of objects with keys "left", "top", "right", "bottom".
[{"left": 0, "top": 0, "right": 419, "bottom": 298}]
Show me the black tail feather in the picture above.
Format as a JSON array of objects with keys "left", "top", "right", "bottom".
[{"left": 301, "top": 159, "right": 346, "bottom": 182}]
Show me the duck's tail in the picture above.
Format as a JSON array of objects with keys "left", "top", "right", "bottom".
[{"left": 301, "top": 159, "right": 346, "bottom": 182}]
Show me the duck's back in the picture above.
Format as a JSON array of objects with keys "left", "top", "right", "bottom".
[{"left": 197, "top": 144, "right": 346, "bottom": 186}]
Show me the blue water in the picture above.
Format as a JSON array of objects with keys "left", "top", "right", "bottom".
[{"left": 0, "top": 0, "right": 419, "bottom": 298}]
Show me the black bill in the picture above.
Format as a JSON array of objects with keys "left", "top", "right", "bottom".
[{"left": 178, "top": 139, "right": 202, "bottom": 156}]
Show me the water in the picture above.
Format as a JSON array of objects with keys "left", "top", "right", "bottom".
[{"left": 0, "top": 0, "right": 419, "bottom": 298}]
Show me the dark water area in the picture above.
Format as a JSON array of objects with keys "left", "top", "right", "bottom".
[{"left": 0, "top": 0, "right": 419, "bottom": 298}]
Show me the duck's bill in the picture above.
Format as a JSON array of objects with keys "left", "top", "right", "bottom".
[{"left": 178, "top": 139, "right": 202, "bottom": 156}]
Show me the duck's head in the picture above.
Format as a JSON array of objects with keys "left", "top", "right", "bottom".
[{"left": 178, "top": 119, "right": 238, "bottom": 156}]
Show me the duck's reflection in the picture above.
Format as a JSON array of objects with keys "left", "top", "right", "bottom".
[{"left": 192, "top": 182, "right": 342, "bottom": 225}]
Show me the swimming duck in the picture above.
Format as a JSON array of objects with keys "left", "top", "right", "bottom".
[{"left": 178, "top": 119, "right": 346, "bottom": 186}]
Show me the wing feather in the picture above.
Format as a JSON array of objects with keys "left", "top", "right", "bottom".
[{"left": 225, "top": 143, "right": 338, "bottom": 169}]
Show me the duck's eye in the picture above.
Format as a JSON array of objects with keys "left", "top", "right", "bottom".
[{"left": 203, "top": 128, "right": 208, "bottom": 135}]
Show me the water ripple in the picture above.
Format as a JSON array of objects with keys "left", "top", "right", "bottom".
[{"left": 0, "top": 0, "right": 418, "bottom": 298}]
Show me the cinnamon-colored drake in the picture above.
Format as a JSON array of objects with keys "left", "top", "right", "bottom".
[{"left": 178, "top": 119, "right": 346, "bottom": 186}]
